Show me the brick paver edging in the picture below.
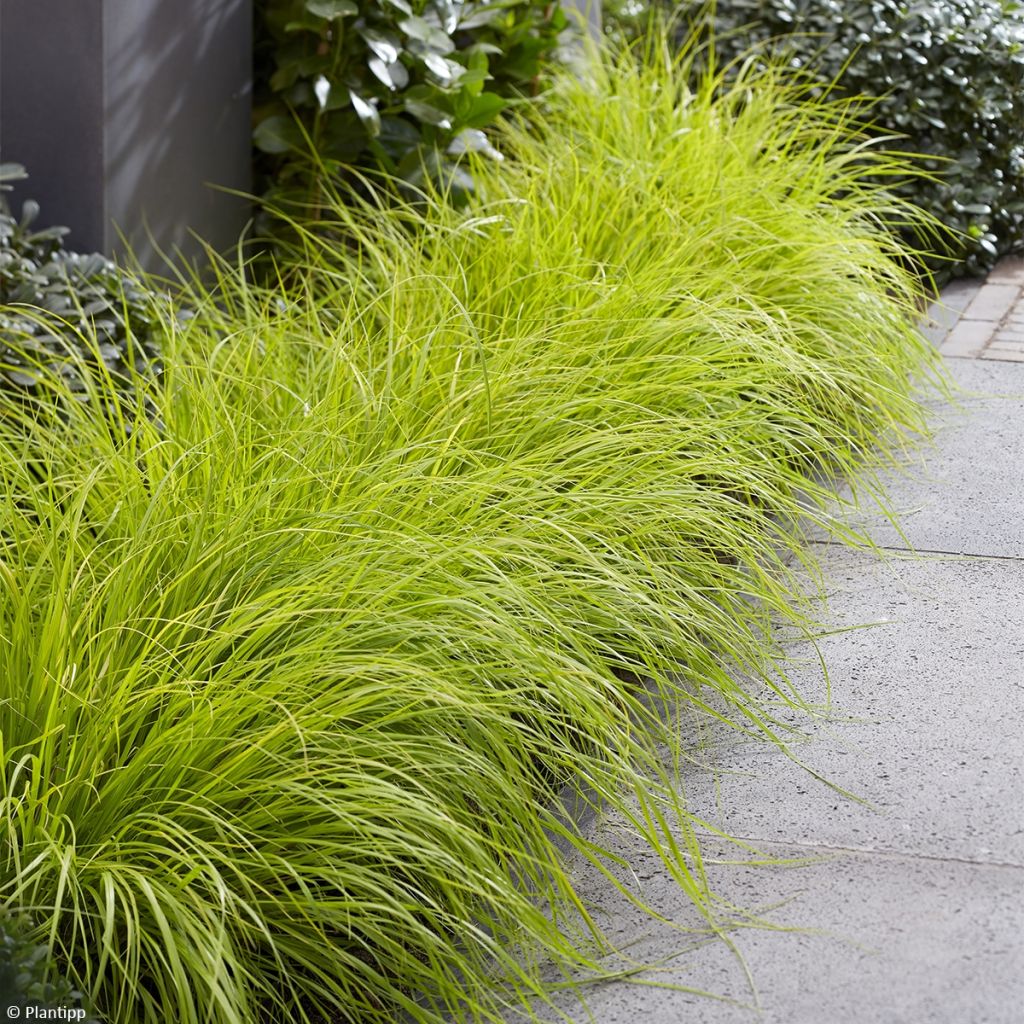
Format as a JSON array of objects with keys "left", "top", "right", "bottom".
[{"left": 924, "top": 256, "right": 1024, "bottom": 361}]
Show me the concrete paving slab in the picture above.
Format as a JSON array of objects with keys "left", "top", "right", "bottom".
[
  {"left": 539, "top": 839, "right": 1024, "bottom": 1024},
  {"left": 940, "top": 317, "right": 996, "bottom": 357},
  {"left": 962, "top": 283, "right": 1020, "bottom": 322},
  {"left": 922, "top": 278, "right": 981, "bottom": 347},
  {"left": 682, "top": 548, "right": 1024, "bottom": 866},
  {"left": 981, "top": 348, "right": 1024, "bottom": 362},
  {"left": 515, "top": 543, "right": 1024, "bottom": 1024},
  {"left": 826, "top": 359, "right": 1024, "bottom": 557},
  {"left": 987, "top": 257, "right": 1024, "bottom": 286}
]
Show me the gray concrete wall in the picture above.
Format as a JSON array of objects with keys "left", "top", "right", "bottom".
[
  {"left": 0, "top": 0, "right": 107, "bottom": 251},
  {"left": 561, "top": 0, "right": 603, "bottom": 41},
  {"left": 0, "top": 0, "right": 252, "bottom": 270}
]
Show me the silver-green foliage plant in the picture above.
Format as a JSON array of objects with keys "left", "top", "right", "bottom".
[
  {"left": 0, "top": 164, "right": 161, "bottom": 403},
  {"left": 0, "top": 37, "right": 939, "bottom": 1024}
]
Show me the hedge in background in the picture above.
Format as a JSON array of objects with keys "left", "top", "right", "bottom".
[
  {"left": 678, "top": 0, "right": 1024, "bottom": 277},
  {"left": 253, "top": 0, "right": 567, "bottom": 210}
]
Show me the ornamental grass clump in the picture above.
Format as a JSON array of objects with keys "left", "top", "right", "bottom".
[{"left": 0, "top": 38, "right": 938, "bottom": 1024}]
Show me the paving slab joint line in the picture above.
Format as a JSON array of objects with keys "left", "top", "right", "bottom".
[
  {"left": 694, "top": 833, "right": 1024, "bottom": 872},
  {"left": 803, "top": 538, "right": 1024, "bottom": 563}
]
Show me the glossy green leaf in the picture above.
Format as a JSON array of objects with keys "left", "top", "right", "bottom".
[
  {"left": 305, "top": 0, "right": 358, "bottom": 19},
  {"left": 313, "top": 74, "right": 331, "bottom": 110},
  {"left": 447, "top": 128, "right": 504, "bottom": 160},
  {"left": 404, "top": 98, "right": 454, "bottom": 128},
  {"left": 460, "top": 91, "right": 507, "bottom": 129},
  {"left": 368, "top": 56, "right": 410, "bottom": 91},
  {"left": 360, "top": 27, "right": 403, "bottom": 65},
  {"left": 398, "top": 15, "right": 456, "bottom": 53},
  {"left": 457, "top": 68, "right": 490, "bottom": 94},
  {"left": 349, "top": 90, "right": 382, "bottom": 136},
  {"left": 423, "top": 53, "right": 465, "bottom": 84},
  {"left": 434, "top": 0, "right": 460, "bottom": 33},
  {"left": 253, "top": 114, "right": 307, "bottom": 154}
]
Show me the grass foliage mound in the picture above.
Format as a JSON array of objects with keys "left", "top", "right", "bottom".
[{"left": 0, "top": 41, "right": 937, "bottom": 1024}]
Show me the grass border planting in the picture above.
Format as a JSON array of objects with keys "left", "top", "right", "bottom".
[{"left": 0, "top": 36, "right": 941, "bottom": 1024}]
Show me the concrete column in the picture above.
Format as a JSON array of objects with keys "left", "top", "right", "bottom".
[
  {"left": 561, "top": 0, "right": 603, "bottom": 43},
  {"left": 0, "top": 0, "right": 252, "bottom": 270}
]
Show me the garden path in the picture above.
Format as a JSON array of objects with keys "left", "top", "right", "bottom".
[{"left": 532, "top": 257, "right": 1024, "bottom": 1024}]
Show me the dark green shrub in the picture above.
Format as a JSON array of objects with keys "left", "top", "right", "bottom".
[
  {"left": 0, "top": 163, "right": 161, "bottom": 403},
  {"left": 672, "top": 0, "right": 1024, "bottom": 277},
  {"left": 253, "top": 0, "right": 568, "bottom": 210},
  {"left": 0, "top": 912, "right": 97, "bottom": 1021}
]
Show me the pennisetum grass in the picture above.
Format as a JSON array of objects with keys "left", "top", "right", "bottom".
[{"left": 0, "top": 32, "right": 941, "bottom": 1024}]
